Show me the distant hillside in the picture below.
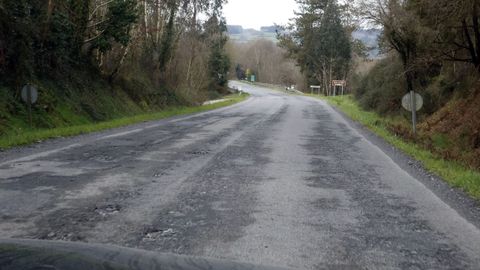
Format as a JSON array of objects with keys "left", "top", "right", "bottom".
[
  {"left": 227, "top": 25, "right": 278, "bottom": 43},
  {"left": 227, "top": 25, "right": 243, "bottom": 35},
  {"left": 227, "top": 25, "right": 381, "bottom": 58},
  {"left": 260, "top": 26, "right": 281, "bottom": 33}
]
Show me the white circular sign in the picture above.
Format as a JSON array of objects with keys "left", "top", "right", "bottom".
[
  {"left": 21, "top": 85, "right": 38, "bottom": 104},
  {"left": 402, "top": 92, "right": 423, "bottom": 112}
]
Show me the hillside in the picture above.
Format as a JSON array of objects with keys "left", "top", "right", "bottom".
[
  {"left": 227, "top": 25, "right": 381, "bottom": 59},
  {"left": 227, "top": 25, "right": 279, "bottom": 43},
  {"left": 0, "top": 69, "right": 169, "bottom": 137}
]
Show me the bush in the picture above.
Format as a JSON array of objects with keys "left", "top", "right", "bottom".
[{"left": 353, "top": 55, "right": 406, "bottom": 115}]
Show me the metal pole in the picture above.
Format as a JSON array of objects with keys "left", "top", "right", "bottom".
[
  {"left": 410, "top": 91, "right": 417, "bottom": 136},
  {"left": 27, "top": 85, "right": 32, "bottom": 127}
]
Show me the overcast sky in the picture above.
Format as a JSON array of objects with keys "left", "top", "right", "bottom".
[{"left": 223, "top": 0, "right": 298, "bottom": 30}]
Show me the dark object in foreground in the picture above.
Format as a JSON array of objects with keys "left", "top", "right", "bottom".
[{"left": 0, "top": 239, "right": 290, "bottom": 270}]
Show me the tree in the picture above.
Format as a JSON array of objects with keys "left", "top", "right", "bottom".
[
  {"left": 316, "top": 0, "right": 351, "bottom": 94},
  {"left": 278, "top": 0, "right": 351, "bottom": 94},
  {"left": 0, "top": 1, "right": 39, "bottom": 83},
  {"left": 204, "top": 14, "right": 230, "bottom": 93},
  {"left": 157, "top": 0, "right": 178, "bottom": 72},
  {"left": 235, "top": 64, "right": 245, "bottom": 80},
  {"left": 416, "top": 0, "right": 480, "bottom": 72},
  {"left": 0, "top": 0, "right": 231, "bottom": 106},
  {"left": 85, "top": 0, "right": 138, "bottom": 54},
  {"left": 363, "top": 0, "right": 423, "bottom": 95},
  {"left": 228, "top": 39, "right": 302, "bottom": 86}
]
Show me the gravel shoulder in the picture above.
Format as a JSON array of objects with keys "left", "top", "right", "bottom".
[{"left": 322, "top": 98, "right": 480, "bottom": 230}]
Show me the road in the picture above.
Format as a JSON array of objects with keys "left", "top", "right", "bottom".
[{"left": 1, "top": 81, "right": 480, "bottom": 269}]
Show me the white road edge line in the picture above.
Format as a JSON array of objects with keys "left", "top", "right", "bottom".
[
  {"left": 315, "top": 97, "right": 480, "bottom": 262},
  {"left": 0, "top": 143, "right": 82, "bottom": 166},
  {"left": 99, "top": 128, "right": 144, "bottom": 140}
]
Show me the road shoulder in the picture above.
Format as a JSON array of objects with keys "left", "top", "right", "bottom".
[{"left": 320, "top": 98, "right": 480, "bottom": 230}]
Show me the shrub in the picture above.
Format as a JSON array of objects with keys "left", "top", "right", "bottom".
[{"left": 353, "top": 55, "right": 406, "bottom": 115}]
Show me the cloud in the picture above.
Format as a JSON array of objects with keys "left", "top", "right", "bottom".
[{"left": 223, "top": 0, "right": 297, "bottom": 29}]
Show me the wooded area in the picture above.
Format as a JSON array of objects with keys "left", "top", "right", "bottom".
[
  {"left": 1, "top": 0, "right": 479, "bottom": 169},
  {"left": 229, "top": 0, "right": 480, "bottom": 169},
  {"left": 0, "top": 0, "right": 230, "bottom": 133},
  {"left": 227, "top": 39, "right": 303, "bottom": 87},
  {"left": 353, "top": 0, "right": 480, "bottom": 169},
  {"left": 278, "top": 0, "right": 352, "bottom": 95}
]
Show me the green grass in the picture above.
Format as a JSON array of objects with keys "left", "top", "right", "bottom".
[
  {"left": 308, "top": 94, "right": 480, "bottom": 200},
  {"left": 0, "top": 93, "right": 249, "bottom": 149}
]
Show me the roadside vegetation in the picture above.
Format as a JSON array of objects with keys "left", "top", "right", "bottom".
[
  {"left": 342, "top": 0, "right": 480, "bottom": 198},
  {"left": 0, "top": 93, "right": 248, "bottom": 149},
  {"left": 228, "top": 0, "right": 480, "bottom": 199},
  {"left": 0, "top": 0, "right": 231, "bottom": 143},
  {"left": 226, "top": 39, "right": 304, "bottom": 89},
  {"left": 314, "top": 95, "right": 480, "bottom": 199}
]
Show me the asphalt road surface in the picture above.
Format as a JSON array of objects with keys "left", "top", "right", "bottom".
[{"left": 1, "top": 82, "right": 480, "bottom": 269}]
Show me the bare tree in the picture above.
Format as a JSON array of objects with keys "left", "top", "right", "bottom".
[{"left": 362, "top": 0, "right": 421, "bottom": 94}]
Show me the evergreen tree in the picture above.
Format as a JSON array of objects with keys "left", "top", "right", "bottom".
[
  {"left": 204, "top": 15, "right": 230, "bottom": 93},
  {"left": 278, "top": 0, "right": 351, "bottom": 94},
  {"left": 87, "top": 0, "right": 138, "bottom": 53}
]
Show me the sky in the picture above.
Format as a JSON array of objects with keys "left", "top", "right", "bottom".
[{"left": 223, "top": 0, "right": 298, "bottom": 30}]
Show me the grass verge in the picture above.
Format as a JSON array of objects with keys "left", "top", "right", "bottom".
[
  {"left": 308, "top": 94, "right": 480, "bottom": 200},
  {"left": 0, "top": 93, "right": 249, "bottom": 149}
]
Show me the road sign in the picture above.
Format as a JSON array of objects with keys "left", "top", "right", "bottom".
[
  {"left": 402, "top": 91, "right": 423, "bottom": 136},
  {"left": 21, "top": 84, "right": 38, "bottom": 104},
  {"left": 401, "top": 92, "right": 423, "bottom": 112},
  {"left": 331, "top": 80, "right": 346, "bottom": 96},
  {"left": 331, "top": 80, "right": 346, "bottom": 87},
  {"left": 310, "top": 85, "right": 321, "bottom": 95},
  {"left": 21, "top": 84, "right": 38, "bottom": 127}
]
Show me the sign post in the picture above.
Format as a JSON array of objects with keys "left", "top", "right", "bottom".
[
  {"left": 310, "top": 85, "right": 321, "bottom": 95},
  {"left": 401, "top": 91, "right": 423, "bottom": 136},
  {"left": 411, "top": 91, "right": 417, "bottom": 135},
  {"left": 21, "top": 84, "right": 38, "bottom": 127},
  {"left": 331, "top": 80, "right": 346, "bottom": 96}
]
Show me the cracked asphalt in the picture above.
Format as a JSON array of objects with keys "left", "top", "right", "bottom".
[{"left": 1, "top": 81, "right": 480, "bottom": 269}]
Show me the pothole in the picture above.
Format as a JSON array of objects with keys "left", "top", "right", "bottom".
[
  {"left": 186, "top": 150, "right": 210, "bottom": 156},
  {"left": 142, "top": 227, "right": 176, "bottom": 241},
  {"left": 94, "top": 204, "right": 121, "bottom": 217}
]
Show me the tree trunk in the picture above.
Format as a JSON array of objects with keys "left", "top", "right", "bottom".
[
  {"left": 144, "top": 0, "right": 149, "bottom": 41},
  {"left": 329, "top": 59, "right": 333, "bottom": 96},
  {"left": 462, "top": 19, "right": 479, "bottom": 68},
  {"left": 109, "top": 45, "right": 130, "bottom": 82},
  {"left": 43, "top": 0, "right": 54, "bottom": 39},
  {"left": 71, "top": 0, "right": 91, "bottom": 55},
  {"left": 158, "top": 3, "right": 177, "bottom": 73},
  {"left": 155, "top": 0, "right": 163, "bottom": 45},
  {"left": 186, "top": 0, "right": 198, "bottom": 93}
]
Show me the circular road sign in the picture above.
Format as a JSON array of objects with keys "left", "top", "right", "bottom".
[
  {"left": 402, "top": 92, "right": 423, "bottom": 112},
  {"left": 21, "top": 84, "right": 38, "bottom": 104}
]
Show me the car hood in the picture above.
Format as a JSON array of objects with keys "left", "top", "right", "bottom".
[{"left": 0, "top": 239, "right": 293, "bottom": 270}]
